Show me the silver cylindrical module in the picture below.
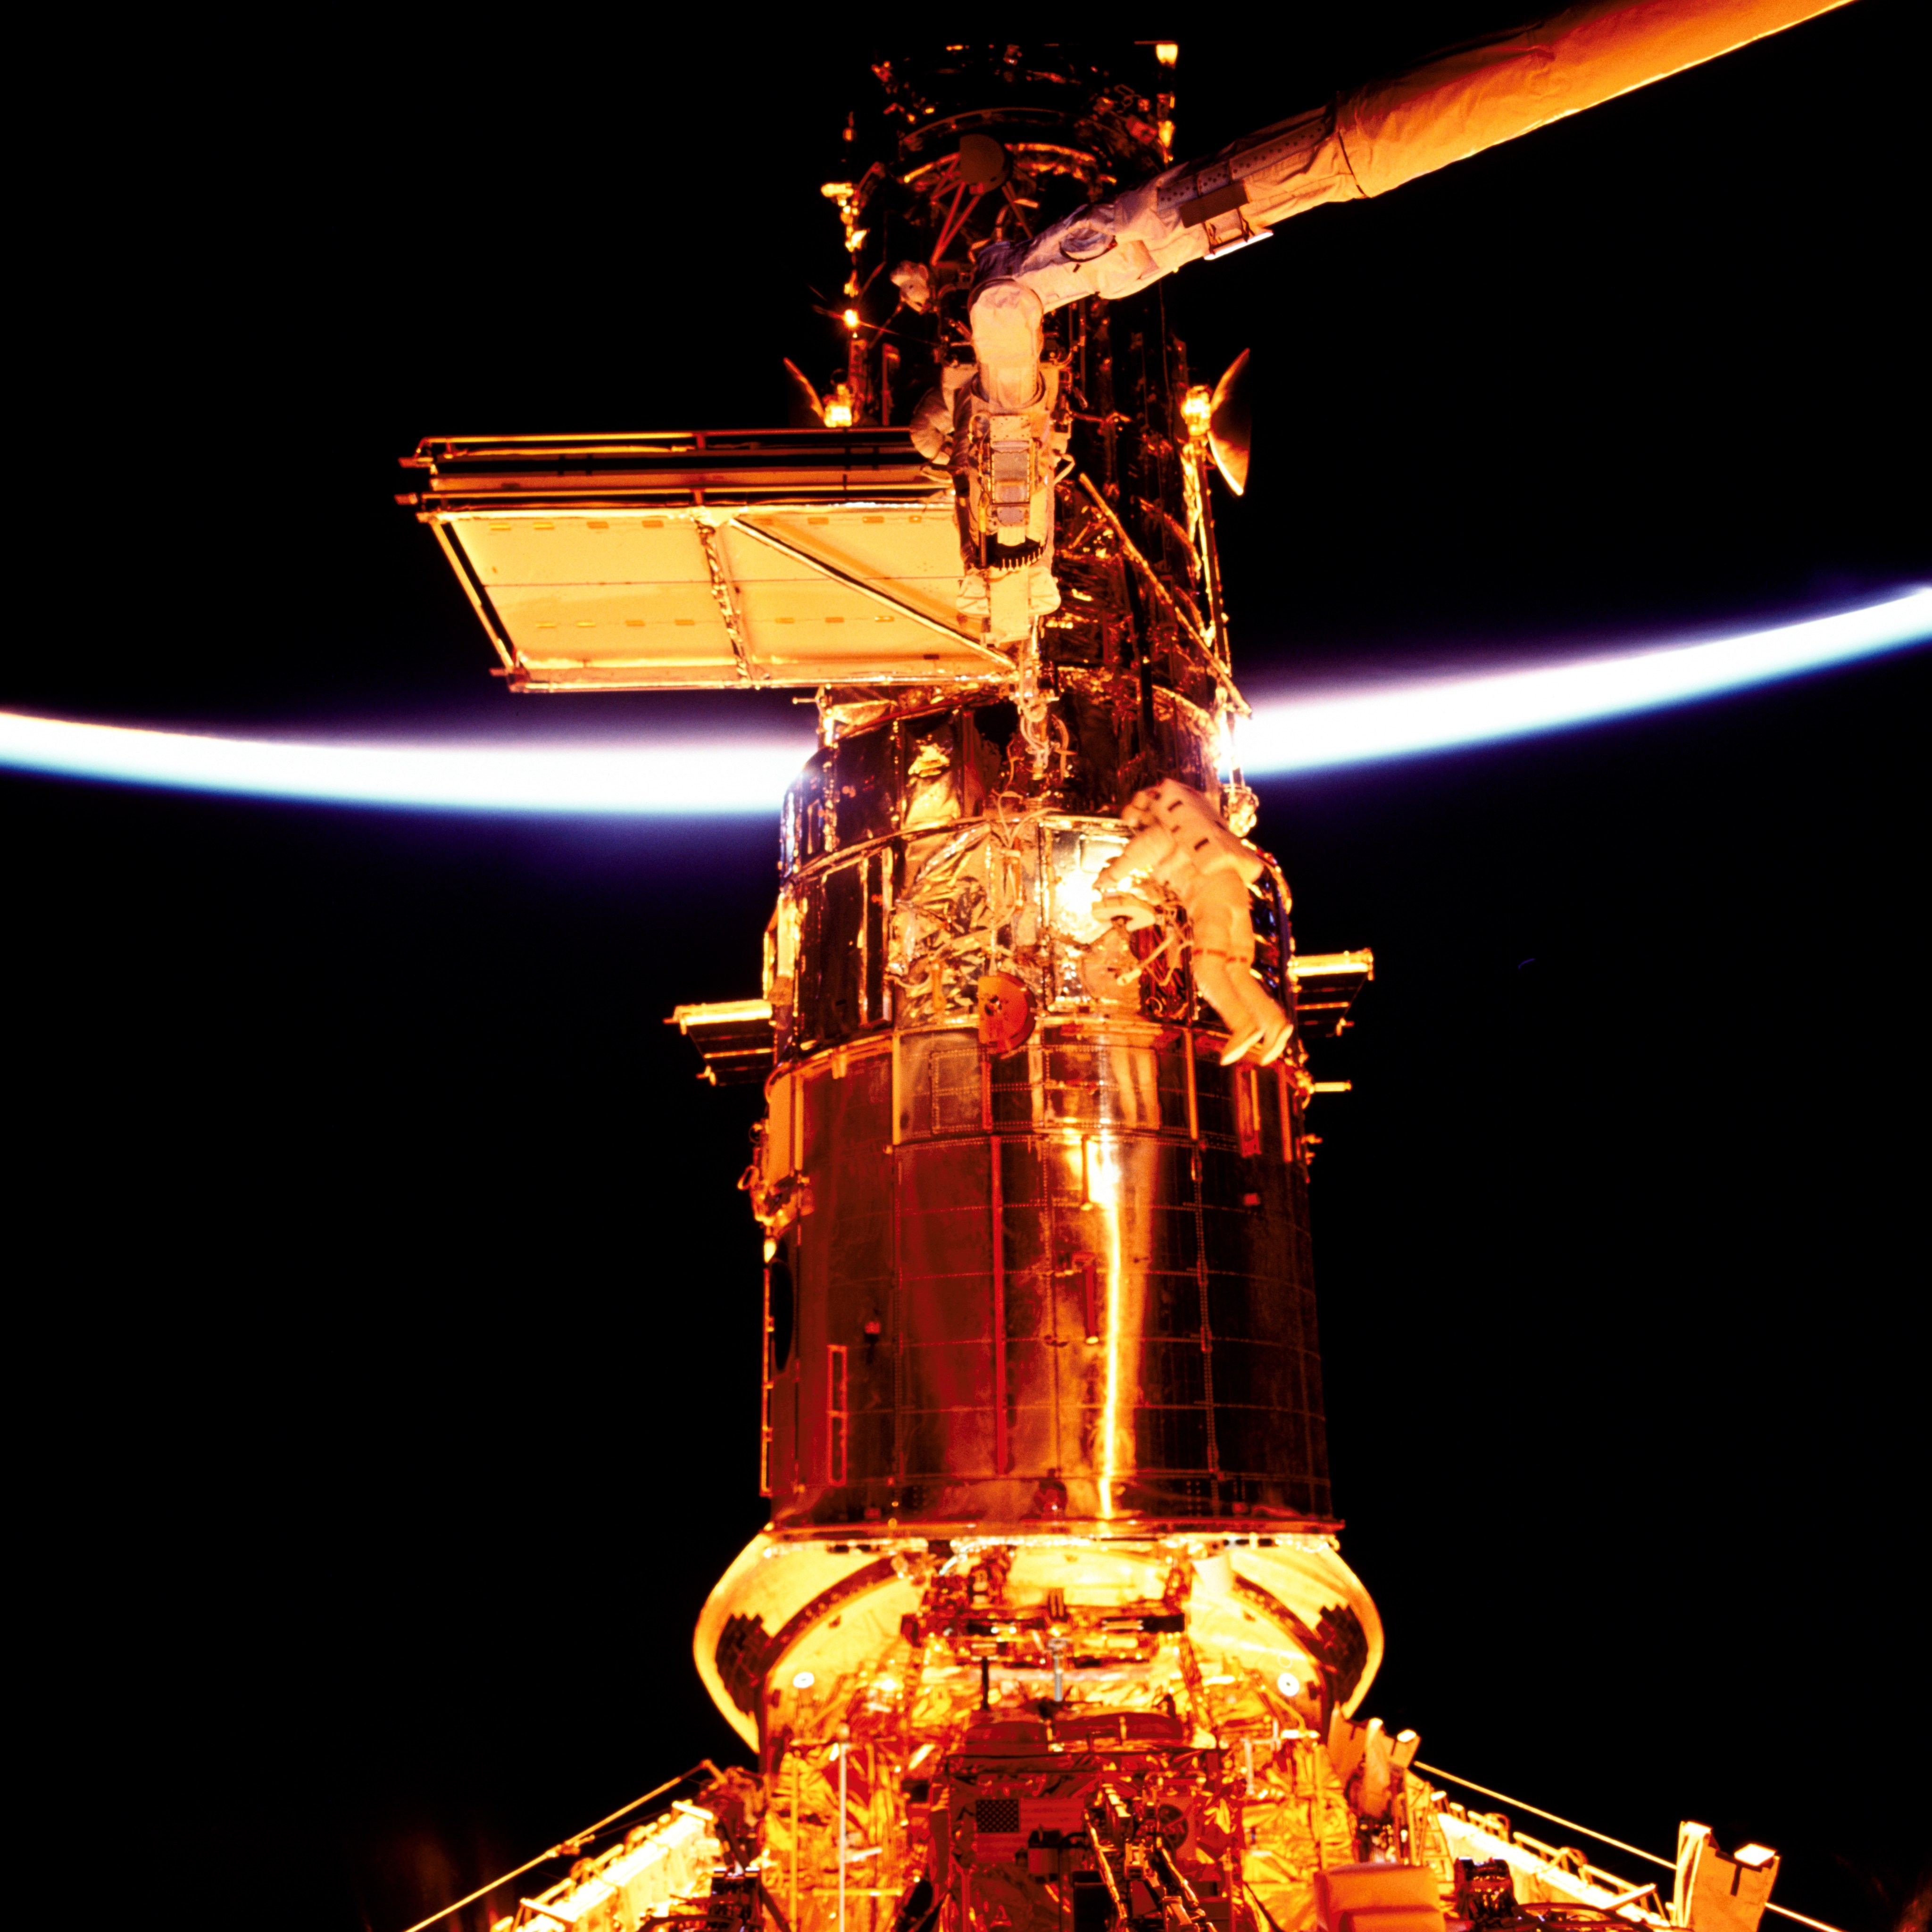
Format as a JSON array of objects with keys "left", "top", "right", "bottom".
[
  {"left": 760, "top": 1012, "right": 1329, "bottom": 1530},
  {"left": 752, "top": 705, "right": 1330, "bottom": 1535}
]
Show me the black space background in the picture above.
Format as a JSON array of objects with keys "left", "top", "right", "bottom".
[{"left": 6, "top": 10, "right": 1928, "bottom": 1932}]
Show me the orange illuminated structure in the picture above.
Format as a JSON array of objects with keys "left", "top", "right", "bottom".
[{"left": 399, "top": 12, "right": 1850, "bottom": 1932}]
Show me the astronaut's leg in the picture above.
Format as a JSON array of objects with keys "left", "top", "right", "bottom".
[
  {"left": 1195, "top": 955, "right": 1291, "bottom": 1066},
  {"left": 1234, "top": 969, "right": 1293, "bottom": 1066},
  {"left": 1192, "top": 895, "right": 1290, "bottom": 1066},
  {"left": 1193, "top": 950, "right": 1264, "bottom": 1063}
]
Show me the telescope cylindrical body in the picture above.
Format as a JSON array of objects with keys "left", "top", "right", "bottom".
[{"left": 754, "top": 703, "right": 1330, "bottom": 1534}]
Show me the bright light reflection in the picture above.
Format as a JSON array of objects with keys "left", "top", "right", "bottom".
[
  {"left": 1, "top": 590, "right": 1924, "bottom": 815},
  {"left": 1085, "top": 1136, "right": 1124, "bottom": 1521}
]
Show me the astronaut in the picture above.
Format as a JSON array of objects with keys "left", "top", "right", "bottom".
[{"left": 1093, "top": 780, "right": 1291, "bottom": 1066}]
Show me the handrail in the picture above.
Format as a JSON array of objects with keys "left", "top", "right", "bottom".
[
  {"left": 392, "top": 1761, "right": 721, "bottom": 1932},
  {"left": 1415, "top": 1763, "right": 1846, "bottom": 1932}
]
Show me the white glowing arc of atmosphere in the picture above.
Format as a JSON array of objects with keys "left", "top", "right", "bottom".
[
  {"left": 1, "top": 590, "right": 1925, "bottom": 816},
  {"left": 1233, "top": 588, "right": 1932, "bottom": 776}
]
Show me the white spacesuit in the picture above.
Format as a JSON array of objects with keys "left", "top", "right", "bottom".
[{"left": 1093, "top": 780, "right": 1291, "bottom": 1066}]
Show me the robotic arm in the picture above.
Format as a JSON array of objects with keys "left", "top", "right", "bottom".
[
  {"left": 978, "top": 0, "right": 1844, "bottom": 325},
  {"left": 954, "top": 0, "right": 1845, "bottom": 643}
]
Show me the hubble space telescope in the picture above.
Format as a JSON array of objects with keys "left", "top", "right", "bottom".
[{"left": 397, "top": 11, "right": 1843, "bottom": 1932}]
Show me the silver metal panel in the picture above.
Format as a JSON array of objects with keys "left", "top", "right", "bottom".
[{"left": 766, "top": 1017, "right": 1331, "bottom": 1529}]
